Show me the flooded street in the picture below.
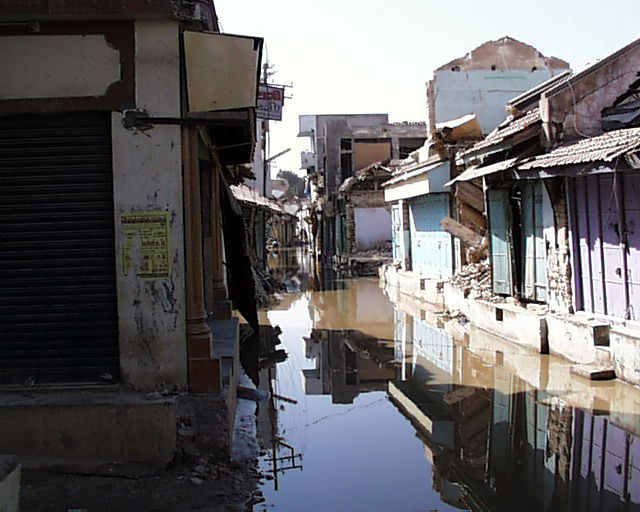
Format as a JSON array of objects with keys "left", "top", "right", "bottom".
[{"left": 253, "top": 250, "right": 640, "bottom": 512}]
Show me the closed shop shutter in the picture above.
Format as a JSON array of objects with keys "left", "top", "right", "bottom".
[
  {"left": 521, "top": 182, "right": 548, "bottom": 302},
  {"left": 488, "top": 189, "right": 514, "bottom": 296},
  {"left": 409, "top": 194, "right": 452, "bottom": 279},
  {"left": 0, "top": 112, "right": 119, "bottom": 384}
]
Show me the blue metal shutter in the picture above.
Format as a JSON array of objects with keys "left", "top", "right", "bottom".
[
  {"left": 488, "top": 188, "right": 513, "bottom": 295},
  {"left": 409, "top": 194, "right": 452, "bottom": 279},
  {"left": 0, "top": 112, "right": 119, "bottom": 384}
]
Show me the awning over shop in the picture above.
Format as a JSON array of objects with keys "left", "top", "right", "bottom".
[
  {"left": 230, "top": 184, "right": 284, "bottom": 214},
  {"left": 382, "top": 158, "right": 450, "bottom": 202},
  {"left": 183, "top": 31, "right": 263, "bottom": 165},
  {"left": 446, "top": 157, "right": 518, "bottom": 186}
]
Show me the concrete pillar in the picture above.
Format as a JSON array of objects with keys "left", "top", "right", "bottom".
[
  {"left": 210, "top": 161, "right": 227, "bottom": 303},
  {"left": 182, "top": 126, "right": 220, "bottom": 392}
]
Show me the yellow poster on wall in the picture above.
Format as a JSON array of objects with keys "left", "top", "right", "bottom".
[{"left": 121, "top": 211, "right": 171, "bottom": 280}]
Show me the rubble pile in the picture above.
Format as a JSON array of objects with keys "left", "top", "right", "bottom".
[{"left": 449, "top": 261, "right": 494, "bottom": 301}]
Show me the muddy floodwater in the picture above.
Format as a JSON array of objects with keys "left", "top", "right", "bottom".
[{"left": 253, "top": 250, "right": 640, "bottom": 512}]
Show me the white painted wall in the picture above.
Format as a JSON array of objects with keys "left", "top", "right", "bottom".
[
  {"left": 112, "top": 21, "right": 187, "bottom": 390},
  {"left": 433, "top": 69, "right": 561, "bottom": 135},
  {"left": 354, "top": 207, "right": 392, "bottom": 250}
]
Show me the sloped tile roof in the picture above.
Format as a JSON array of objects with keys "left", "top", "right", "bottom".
[
  {"left": 518, "top": 127, "right": 640, "bottom": 169},
  {"left": 459, "top": 108, "right": 541, "bottom": 157}
]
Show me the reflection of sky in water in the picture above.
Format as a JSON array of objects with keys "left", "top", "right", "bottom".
[
  {"left": 259, "top": 285, "right": 460, "bottom": 512},
  {"left": 257, "top": 278, "right": 640, "bottom": 512}
]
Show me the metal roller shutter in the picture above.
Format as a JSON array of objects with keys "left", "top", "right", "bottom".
[{"left": 0, "top": 112, "right": 119, "bottom": 384}]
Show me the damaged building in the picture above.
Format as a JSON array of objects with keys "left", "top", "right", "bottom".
[
  {"left": 383, "top": 35, "right": 640, "bottom": 388},
  {"left": 298, "top": 113, "right": 427, "bottom": 270},
  {"left": 336, "top": 162, "right": 394, "bottom": 273},
  {"left": 382, "top": 37, "right": 569, "bottom": 297}
]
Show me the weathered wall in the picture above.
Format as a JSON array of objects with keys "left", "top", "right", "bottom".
[
  {"left": 112, "top": 21, "right": 187, "bottom": 390},
  {"left": 354, "top": 207, "right": 391, "bottom": 250},
  {"left": 428, "top": 38, "right": 569, "bottom": 136},
  {"left": 432, "top": 69, "right": 563, "bottom": 135},
  {"left": 0, "top": 34, "right": 120, "bottom": 99}
]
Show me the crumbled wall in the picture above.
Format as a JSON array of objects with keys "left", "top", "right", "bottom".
[
  {"left": 545, "top": 180, "right": 573, "bottom": 313},
  {"left": 542, "top": 41, "right": 640, "bottom": 142}
]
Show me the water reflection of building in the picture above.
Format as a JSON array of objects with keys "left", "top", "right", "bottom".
[
  {"left": 390, "top": 311, "right": 640, "bottom": 512},
  {"left": 303, "top": 329, "right": 397, "bottom": 404},
  {"left": 267, "top": 247, "right": 313, "bottom": 293}
]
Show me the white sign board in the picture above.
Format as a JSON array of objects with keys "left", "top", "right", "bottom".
[{"left": 257, "top": 84, "right": 284, "bottom": 121}]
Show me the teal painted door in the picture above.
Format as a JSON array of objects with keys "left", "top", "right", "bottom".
[
  {"left": 521, "top": 182, "right": 548, "bottom": 302},
  {"left": 488, "top": 189, "right": 514, "bottom": 295},
  {"left": 409, "top": 194, "right": 452, "bottom": 279}
]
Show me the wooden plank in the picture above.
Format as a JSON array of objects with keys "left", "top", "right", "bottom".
[
  {"left": 459, "top": 202, "right": 486, "bottom": 230},
  {"left": 455, "top": 181, "right": 485, "bottom": 213},
  {"left": 441, "top": 216, "right": 483, "bottom": 248}
]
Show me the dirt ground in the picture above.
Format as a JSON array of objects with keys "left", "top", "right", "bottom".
[{"left": 19, "top": 395, "right": 265, "bottom": 512}]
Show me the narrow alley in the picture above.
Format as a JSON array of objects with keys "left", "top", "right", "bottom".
[{"left": 2, "top": 1, "right": 640, "bottom": 512}]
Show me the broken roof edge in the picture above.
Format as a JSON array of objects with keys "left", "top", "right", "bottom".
[
  {"left": 435, "top": 113, "right": 478, "bottom": 130},
  {"left": 542, "top": 37, "right": 640, "bottom": 100},
  {"left": 508, "top": 70, "right": 572, "bottom": 110},
  {"left": 456, "top": 109, "right": 541, "bottom": 163}
]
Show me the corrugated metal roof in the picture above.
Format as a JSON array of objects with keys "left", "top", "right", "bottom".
[
  {"left": 458, "top": 108, "right": 541, "bottom": 158},
  {"left": 518, "top": 127, "right": 640, "bottom": 169},
  {"left": 446, "top": 157, "right": 519, "bottom": 185}
]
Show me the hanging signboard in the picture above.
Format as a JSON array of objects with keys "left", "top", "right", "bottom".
[{"left": 257, "top": 84, "right": 285, "bottom": 121}]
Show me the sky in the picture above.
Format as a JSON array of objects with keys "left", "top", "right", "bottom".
[{"left": 215, "top": 0, "right": 640, "bottom": 175}]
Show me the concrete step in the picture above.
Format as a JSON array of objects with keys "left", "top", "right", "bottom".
[
  {"left": 0, "top": 392, "right": 177, "bottom": 462},
  {"left": 570, "top": 364, "right": 616, "bottom": 381}
]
